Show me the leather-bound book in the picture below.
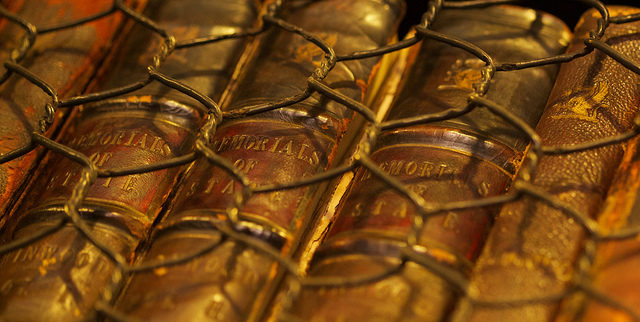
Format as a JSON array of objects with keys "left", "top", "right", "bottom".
[
  {"left": 452, "top": 6, "right": 640, "bottom": 322},
  {"left": 0, "top": 0, "right": 258, "bottom": 320},
  {"left": 290, "top": 5, "right": 570, "bottom": 321},
  {"left": 553, "top": 135, "right": 640, "bottom": 322},
  {"left": 0, "top": 1, "right": 129, "bottom": 226},
  {"left": 114, "top": 0, "right": 403, "bottom": 320}
]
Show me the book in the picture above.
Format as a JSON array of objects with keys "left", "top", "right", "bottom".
[
  {"left": 553, "top": 134, "right": 640, "bottom": 322},
  {"left": 451, "top": 5, "right": 640, "bottom": 322},
  {"left": 0, "top": 1, "right": 129, "bottom": 226},
  {"left": 113, "top": 0, "right": 404, "bottom": 320},
  {"left": 0, "top": 0, "right": 258, "bottom": 320},
  {"left": 287, "top": 5, "right": 571, "bottom": 321}
]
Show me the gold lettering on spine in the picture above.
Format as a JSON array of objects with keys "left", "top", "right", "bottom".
[
  {"left": 204, "top": 178, "right": 218, "bottom": 194},
  {"left": 255, "top": 137, "right": 269, "bottom": 151},
  {"left": 122, "top": 176, "right": 138, "bottom": 192},
  {"left": 221, "top": 181, "right": 234, "bottom": 194},
  {"left": 132, "top": 133, "right": 148, "bottom": 149},
  {"left": 392, "top": 201, "right": 407, "bottom": 218},
  {"left": 443, "top": 212, "right": 459, "bottom": 230},
  {"left": 372, "top": 200, "right": 386, "bottom": 215},
  {"left": 420, "top": 161, "right": 434, "bottom": 177},
  {"left": 279, "top": 140, "right": 294, "bottom": 155},
  {"left": 88, "top": 152, "right": 113, "bottom": 167},
  {"left": 61, "top": 171, "right": 75, "bottom": 187},
  {"left": 110, "top": 130, "right": 127, "bottom": 145},
  {"left": 351, "top": 203, "right": 363, "bottom": 217},
  {"left": 123, "top": 130, "right": 139, "bottom": 146},
  {"left": 478, "top": 181, "right": 490, "bottom": 197},
  {"left": 405, "top": 161, "right": 417, "bottom": 175}
]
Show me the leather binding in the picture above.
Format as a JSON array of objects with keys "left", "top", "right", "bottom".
[
  {"left": 114, "top": 0, "right": 404, "bottom": 320},
  {"left": 452, "top": 6, "right": 640, "bottom": 322},
  {"left": 555, "top": 124, "right": 640, "bottom": 317},
  {"left": 291, "top": 6, "right": 571, "bottom": 321},
  {"left": 0, "top": 0, "right": 258, "bottom": 320},
  {"left": 0, "top": 1, "right": 129, "bottom": 226}
]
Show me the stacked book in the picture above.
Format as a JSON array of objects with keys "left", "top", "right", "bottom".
[{"left": 0, "top": 0, "right": 639, "bottom": 321}]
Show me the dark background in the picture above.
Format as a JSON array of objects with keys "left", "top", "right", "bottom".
[{"left": 400, "top": 0, "right": 640, "bottom": 37}]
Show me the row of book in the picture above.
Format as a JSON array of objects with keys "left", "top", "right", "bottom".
[{"left": 1, "top": 0, "right": 640, "bottom": 321}]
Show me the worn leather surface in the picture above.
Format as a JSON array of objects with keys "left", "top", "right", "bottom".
[
  {"left": 116, "top": 0, "right": 404, "bottom": 321},
  {"left": 458, "top": 6, "right": 640, "bottom": 322},
  {"left": 555, "top": 140, "right": 640, "bottom": 321},
  {"left": 0, "top": 0, "right": 257, "bottom": 320},
  {"left": 0, "top": 0, "right": 126, "bottom": 226},
  {"left": 295, "top": 5, "right": 571, "bottom": 322}
]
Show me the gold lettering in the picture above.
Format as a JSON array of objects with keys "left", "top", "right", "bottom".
[
  {"left": 420, "top": 161, "right": 434, "bottom": 177},
  {"left": 218, "top": 136, "right": 231, "bottom": 152},
  {"left": 388, "top": 160, "right": 404, "bottom": 176},
  {"left": 309, "top": 151, "right": 321, "bottom": 166},
  {"left": 123, "top": 130, "right": 139, "bottom": 146},
  {"left": 185, "top": 182, "right": 198, "bottom": 197},
  {"left": 297, "top": 144, "right": 309, "bottom": 160},
  {"left": 243, "top": 136, "right": 256, "bottom": 150},
  {"left": 132, "top": 133, "right": 148, "bottom": 149},
  {"left": 46, "top": 176, "right": 58, "bottom": 190},
  {"left": 67, "top": 137, "right": 78, "bottom": 146},
  {"left": 204, "top": 178, "right": 218, "bottom": 194},
  {"left": 233, "top": 159, "right": 246, "bottom": 171},
  {"left": 231, "top": 135, "right": 246, "bottom": 150},
  {"left": 478, "top": 181, "right": 490, "bottom": 197},
  {"left": 88, "top": 131, "right": 102, "bottom": 146},
  {"left": 255, "top": 137, "right": 269, "bottom": 151},
  {"left": 392, "top": 201, "right": 407, "bottom": 218},
  {"left": 245, "top": 159, "right": 258, "bottom": 173},
  {"left": 443, "top": 212, "right": 458, "bottom": 229},
  {"left": 122, "top": 176, "right": 138, "bottom": 192},
  {"left": 89, "top": 152, "right": 113, "bottom": 167},
  {"left": 351, "top": 203, "right": 363, "bottom": 217},
  {"left": 102, "top": 177, "right": 112, "bottom": 188},
  {"left": 149, "top": 136, "right": 163, "bottom": 153},
  {"left": 279, "top": 140, "right": 294, "bottom": 156},
  {"left": 221, "top": 181, "right": 234, "bottom": 194},
  {"left": 110, "top": 130, "right": 127, "bottom": 145},
  {"left": 372, "top": 200, "right": 386, "bottom": 215},
  {"left": 76, "top": 134, "right": 88, "bottom": 147},
  {"left": 99, "top": 132, "right": 113, "bottom": 145},
  {"left": 269, "top": 137, "right": 283, "bottom": 153},
  {"left": 162, "top": 143, "right": 172, "bottom": 156},
  {"left": 61, "top": 171, "right": 74, "bottom": 187},
  {"left": 405, "top": 161, "right": 417, "bottom": 175},
  {"left": 438, "top": 164, "right": 447, "bottom": 177}
]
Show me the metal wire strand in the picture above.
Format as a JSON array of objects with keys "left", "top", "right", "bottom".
[{"left": 2, "top": 1, "right": 640, "bottom": 321}]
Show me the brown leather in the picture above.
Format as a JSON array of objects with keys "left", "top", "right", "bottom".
[
  {"left": 0, "top": 0, "right": 128, "bottom": 226},
  {"left": 456, "top": 6, "right": 640, "bottom": 322},
  {"left": 0, "top": 0, "right": 257, "bottom": 320},
  {"left": 115, "top": 0, "right": 404, "bottom": 320},
  {"left": 293, "top": 5, "right": 570, "bottom": 322},
  {"left": 554, "top": 141, "right": 640, "bottom": 321}
]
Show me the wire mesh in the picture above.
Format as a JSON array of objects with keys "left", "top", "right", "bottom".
[{"left": 0, "top": 0, "right": 639, "bottom": 321}]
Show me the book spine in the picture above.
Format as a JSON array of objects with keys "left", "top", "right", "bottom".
[
  {"left": 0, "top": 0, "right": 130, "bottom": 225},
  {"left": 554, "top": 125, "right": 640, "bottom": 319},
  {"left": 0, "top": 0, "right": 258, "bottom": 320},
  {"left": 452, "top": 6, "right": 640, "bottom": 322},
  {"left": 113, "top": 0, "right": 404, "bottom": 320},
  {"left": 290, "top": 5, "right": 570, "bottom": 321}
]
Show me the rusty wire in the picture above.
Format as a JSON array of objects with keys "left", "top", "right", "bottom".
[{"left": 1, "top": 0, "right": 640, "bottom": 321}]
